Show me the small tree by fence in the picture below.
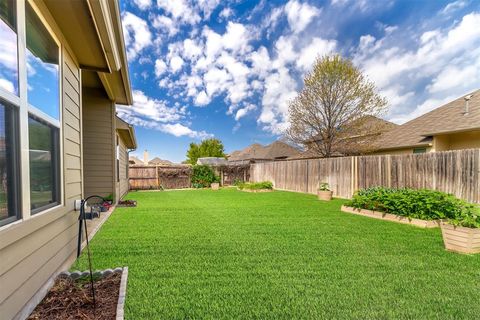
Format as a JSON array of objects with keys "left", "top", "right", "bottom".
[
  {"left": 250, "top": 149, "right": 480, "bottom": 203},
  {"left": 129, "top": 164, "right": 250, "bottom": 190}
]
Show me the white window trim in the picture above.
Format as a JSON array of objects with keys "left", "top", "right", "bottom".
[{"left": 0, "top": 0, "right": 65, "bottom": 225}]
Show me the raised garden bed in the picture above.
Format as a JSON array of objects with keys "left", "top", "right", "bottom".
[
  {"left": 117, "top": 200, "right": 137, "bottom": 207},
  {"left": 441, "top": 222, "right": 480, "bottom": 254},
  {"left": 28, "top": 267, "right": 128, "bottom": 320},
  {"left": 341, "top": 205, "right": 440, "bottom": 228},
  {"left": 239, "top": 188, "right": 273, "bottom": 193}
]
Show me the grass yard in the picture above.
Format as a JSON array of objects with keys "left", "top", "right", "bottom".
[{"left": 73, "top": 189, "right": 480, "bottom": 319}]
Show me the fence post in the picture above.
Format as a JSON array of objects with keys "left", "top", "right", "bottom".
[{"left": 156, "top": 166, "right": 159, "bottom": 188}]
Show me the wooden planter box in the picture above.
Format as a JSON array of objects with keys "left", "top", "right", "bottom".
[
  {"left": 341, "top": 206, "right": 440, "bottom": 228},
  {"left": 441, "top": 223, "right": 480, "bottom": 254},
  {"left": 318, "top": 190, "right": 333, "bottom": 201},
  {"left": 211, "top": 182, "right": 220, "bottom": 190}
]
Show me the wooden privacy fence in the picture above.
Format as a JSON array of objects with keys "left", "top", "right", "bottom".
[
  {"left": 129, "top": 164, "right": 250, "bottom": 190},
  {"left": 250, "top": 149, "right": 480, "bottom": 203}
]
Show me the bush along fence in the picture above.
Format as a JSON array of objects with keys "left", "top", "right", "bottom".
[
  {"left": 250, "top": 149, "right": 480, "bottom": 203},
  {"left": 129, "top": 164, "right": 250, "bottom": 190}
]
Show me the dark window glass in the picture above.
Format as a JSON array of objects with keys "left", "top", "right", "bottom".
[
  {"left": 29, "top": 116, "right": 59, "bottom": 212},
  {"left": 26, "top": 1, "right": 59, "bottom": 120},
  {"left": 0, "top": 0, "right": 19, "bottom": 95},
  {"left": 413, "top": 148, "right": 427, "bottom": 154},
  {"left": 0, "top": 101, "right": 20, "bottom": 225}
]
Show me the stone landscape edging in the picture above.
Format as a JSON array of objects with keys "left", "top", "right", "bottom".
[{"left": 341, "top": 205, "right": 440, "bottom": 228}]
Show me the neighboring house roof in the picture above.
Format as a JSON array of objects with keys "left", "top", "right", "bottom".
[
  {"left": 197, "top": 157, "right": 229, "bottom": 166},
  {"left": 229, "top": 141, "right": 300, "bottom": 161},
  {"left": 149, "top": 157, "right": 174, "bottom": 166},
  {"left": 129, "top": 156, "right": 143, "bottom": 165},
  {"left": 376, "top": 90, "right": 480, "bottom": 150},
  {"left": 44, "top": 0, "right": 132, "bottom": 104},
  {"left": 116, "top": 116, "right": 137, "bottom": 149}
]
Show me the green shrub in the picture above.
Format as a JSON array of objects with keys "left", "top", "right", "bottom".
[
  {"left": 238, "top": 181, "right": 273, "bottom": 190},
  {"left": 191, "top": 165, "right": 220, "bottom": 188},
  {"left": 345, "top": 187, "right": 480, "bottom": 227},
  {"left": 318, "top": 182, "right": 330, "bottom": 191}
]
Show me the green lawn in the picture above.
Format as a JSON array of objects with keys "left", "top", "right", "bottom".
[{"left": 73, "top": 189, "right": 480, "bottom": 319}]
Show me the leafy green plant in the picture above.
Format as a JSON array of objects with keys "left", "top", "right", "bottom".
[
  {"left": 238, "top": 181, "right": 273, "bottom": 190},
  {"left": 318, "top": 182, "right": 330, "bottom": 191},
  {"left": 191, "top": 165, "right": 220, "bottom": 188},
  {"left": 345, "top": 187, "right": 480, "bottom": 227}
]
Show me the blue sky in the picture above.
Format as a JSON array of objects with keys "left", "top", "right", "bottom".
[{"left": 117, "top": 0, "right": 480, "bottom": 163}]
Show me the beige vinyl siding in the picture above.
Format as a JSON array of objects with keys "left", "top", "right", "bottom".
[
  {"left": 0, "top": 47, "right": 83, "bottom": 320},
  {"left": 82, "top": 88, "right": 115, "bottom": 199},
  {"left": 118, "top": 137, "right": 129, "bottom": 198}
]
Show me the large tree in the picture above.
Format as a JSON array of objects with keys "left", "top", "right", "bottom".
[
  {"left": 286, "top": 55, "right": 388, "bottom": 157},
  {"left": 186, "top": 138, "right": 226, "bottom": 165}
]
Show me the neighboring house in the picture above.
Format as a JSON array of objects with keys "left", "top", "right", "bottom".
[
  {"left": 0, "top": 1, "right": 133, "bottom": 319},
  {"left": 197, "top": 157, "right": 229, "bottom": 166},
  {"left": 129, "top": 155, "right": 143, "bottom": 165},
  {"left": 149, "top": 157, "right": 174, "bottom": 166},
  {"left": 228, "top": 141, "right": 301, "bottom": 163},
  {"left": 373, "top": 90, "right": 480, "bottom": 154},
  {"left": 292, "top": 116, "right": 397, "bottom": 158},
  {"left": 115, "top": 116, "right": 137, "bottom": 199}
]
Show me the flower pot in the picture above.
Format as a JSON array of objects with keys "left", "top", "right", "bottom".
[
  {"left": 317, "top": 190, "right": 333, "bottom": 201},
  {"left": 211, "top": 182, "right": 220, "bottom": 190},
  {"left": 440, "top": 222, "right": 480, "bottom": 254}
]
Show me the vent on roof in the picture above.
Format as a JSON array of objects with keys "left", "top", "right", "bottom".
[{"left": 463, "top": 94, "right": 474, "bottom": 115}]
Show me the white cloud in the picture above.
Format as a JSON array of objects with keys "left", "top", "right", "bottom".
[
  {"left": 441, "top": 0, "right": 468, "bottom": 15},
  {"left": 235, "top": 104, "right": 256, "bottom": 120},
  {"left": 354, "top": 12, "right": 480, "bottom": 123},
  {"left": 152, "top": 15, "right": 179, "bottom": 37},
  {"left": 219, "top": 7, "right": 233, "bottom": 20},
  {"left": 0, "top": 78, "right": 14, "bottom": 93},
  {"left": 160, "top": 123, "right": 211, "bottom": 138},
  {"left": 296, "top": 37, "right": 337, "bottom": 72},
  {"left": 285, "top": 0, "right": 321, "bottom": 33},
  {"left": 170, "top": 55, "right": 185, "bottom": 73},
  {"left": 122, "top": 12, "right": 152, "bottom": 60},
  {"left": 195, "top": 90, "right": 211, "bottom": 106},
  {"left": 117, "top": 90, "right": 212, "bottom": 139},
  {"left": 133, "top": 0, "right": 152, "bottom": 10},
  {"left": 156, "top": 0, "right": 201, "bottom": 25},
  {"left": 154, "top": 59, "right": 167, "bottom": 77}
]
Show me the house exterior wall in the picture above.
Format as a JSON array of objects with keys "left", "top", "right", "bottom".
[
  {"left": 0, "top": 45, "right": 83, "bottom": 320},
  {"left": 82, "top": 88, "right": 115, "bottom": 200},
  {"left": 371, "top": 147, "right": 433, "bottom": 155},
  {"left": 118, "top": 136, "right": 129, "bottom": 199},
  {"left": 433, "top": 131, "right": 480, "bottom": 151}
]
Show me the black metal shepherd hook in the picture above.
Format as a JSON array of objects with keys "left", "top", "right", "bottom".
[{"left": 76, "top": 195, "right": 106, "bottom": 313}]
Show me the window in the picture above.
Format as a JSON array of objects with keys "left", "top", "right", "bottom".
[
  {"left": 28, "top": 116, "right": 59, "bottom": 212},
  {"left": 0, "top": 101, "right": 20, "bottom": 226},
  {"left": 26, "top": 1, "right": 60, "bottom": 120},
  {"left": 26, "top": 1, "right": 61, "bottom": 214},
  {"left": 413, "top": 148, "right": 427, "bottom": 154},
  {"left": 0, "top": 0, "right": 62, "bottom": 226},
  {"left": 0, "top": 0, "right": 19, "bottom": 95}
]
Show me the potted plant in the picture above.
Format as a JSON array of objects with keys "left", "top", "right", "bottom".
[
  {"left": 211, "top": 176, "right": 220, "bottom": 190},
  {"left": 317, "top": 182, "right": 333, "bottom": 201},
  {"left": 440, "top": 205, "right": 480, "bottom": 254}
]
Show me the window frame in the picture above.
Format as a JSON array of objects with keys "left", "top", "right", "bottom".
[
  {"left": 0, "top": 101, "right": 22, "bottom": 227},
  {"left": 0, "top": 0, "right": 64, "bottom": 228}
]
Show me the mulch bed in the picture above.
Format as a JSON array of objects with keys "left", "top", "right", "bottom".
[{"left": 28, "top": 273, "right": 121, "bottom": 320}]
